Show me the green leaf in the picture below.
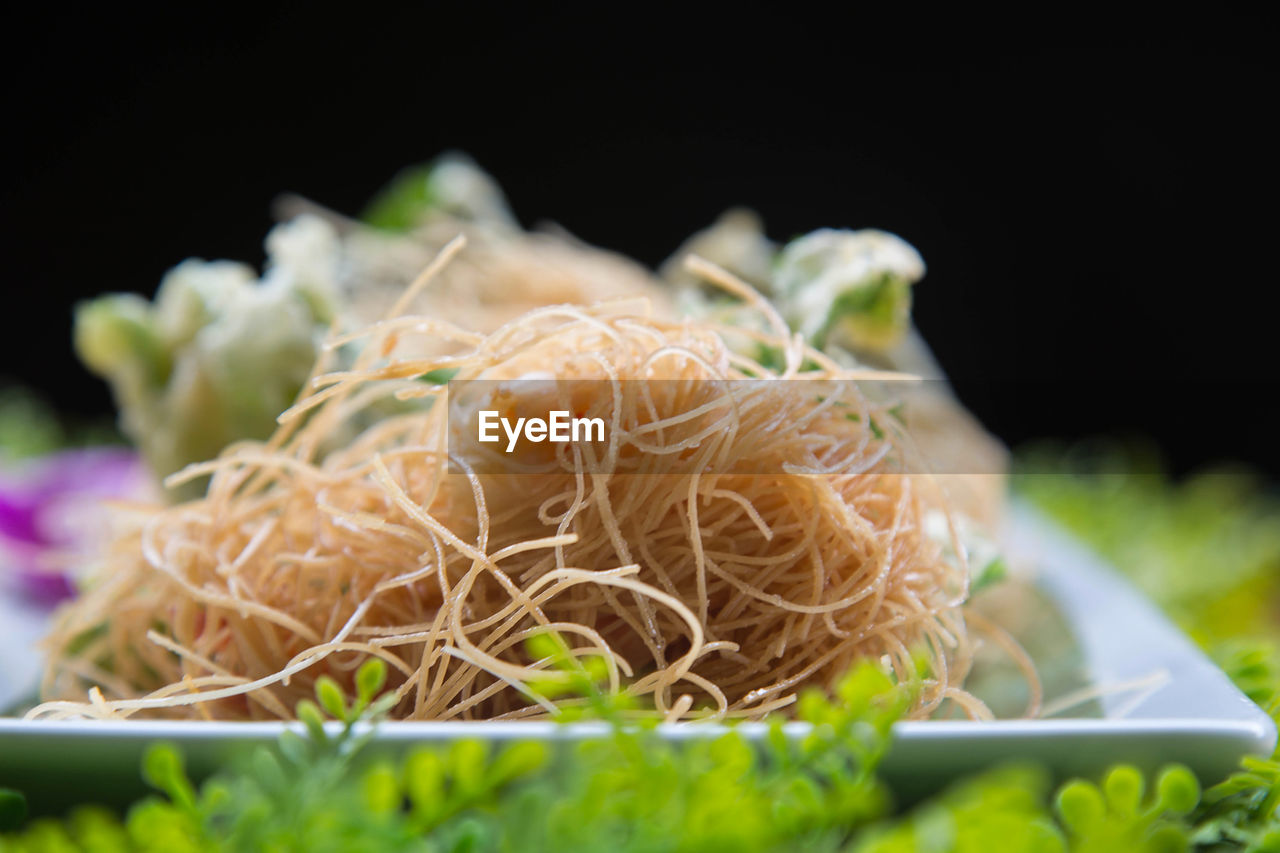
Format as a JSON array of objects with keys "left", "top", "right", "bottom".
[
  {"left": 1154, "top": 765, "right": 1199, "bottom": 815},
  {"left": 0, "top": 788, "right": 27, "bottom": 832},
  {"left": 355, "top": 658, "right": 388, "bottom": 712},
  {"left": 973, "top": 555, "right": 1008, "bottom": 593},
  {"left": 448, "top": 739, "right": 488, "bottom": 801},
  {"left": 488, "top": 741, "right": 549, "bottom": 786},
  {"left": 1056, "top": 780, "right": 1105, "bottom": 833},
  {"left": 362, "top": 762, "right": 401, "bottom": 816},
  {"left": 74, "top": 294, "right": 172, "bottom": 386},
  {"left": 361, "top": 163, "right": 438, "bottom": 231},
  {"left": 420, "top": 367, "right": 460, "bottom": 384},
  {"left": 1103, "top": 765, "right": 1145, "bottom": 817},
  {"left": 296, "top": 698, "right": 329, "bottom": 745},
  {"left": 405, "top": 749, "right": 446, "bottom": 828},
  {"left": 278, "top": 729, "right": 310, "bottom": 766},
  {"left": 142, "top": 743, "right": 196, "bottom": 810},
  {"left": 315, "top": 675, "right": 348, "bottom": 721},
  {"left": 524, "top": 631, "right": 563, "bottom": 664},
  {"left": 1144, "top": 823, "right": 1188, "bottom": 853}
]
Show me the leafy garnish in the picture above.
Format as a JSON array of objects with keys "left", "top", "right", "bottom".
[
  {"left": 0, "top": 657, "right": 913, "bottom": 851},
  {"left": 853, "top": 765, "right": 1063, "bottom": 853},
  {"left": 1056, "top": 764, "right": 1200, "bottom": 852}
]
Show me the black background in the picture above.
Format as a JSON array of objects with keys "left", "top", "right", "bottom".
[{"left": 2, "top": 10, "right": 1274, "bottom": 477}]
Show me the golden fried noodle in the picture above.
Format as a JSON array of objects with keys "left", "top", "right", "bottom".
[{"left": 33, "top": 244, "right": 1004, "bottom": 723}]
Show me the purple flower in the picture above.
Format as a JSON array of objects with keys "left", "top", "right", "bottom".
[{"left": 0, "top": 447, "right": 151, "bottom": 605}]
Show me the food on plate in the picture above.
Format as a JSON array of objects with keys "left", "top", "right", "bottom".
[
  {"left": 39, "top": 155, "right": 1026, "bottom": 723},
  {"left": 73, "top": 217, "right": 340, "bottom": 500}
]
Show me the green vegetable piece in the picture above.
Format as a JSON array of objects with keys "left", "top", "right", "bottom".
[
  {"left": 820, "top": 271, "right": 913, "bottom": 351},
  {"left": 73, "top": 219, "right": 342, "bottom": 501},
  {"left": 74, "top": 294, "right": 171, "bottom": 386},
  {"left": 420, "top": 367, "right": 460, "bottom": 384},
  {"left": 361, "top": 163, "right": 438, "bottom": 232},
  {"left": 362, "top": 153, "right": 516, "bottom": 232},
  {"left": 773, "top": 229, "right": 925, "bottom": 354}
]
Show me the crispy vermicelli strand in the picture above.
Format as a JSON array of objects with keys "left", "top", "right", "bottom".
[{"left": 33, "top": 241, "right": 1006, "bottom": 722}]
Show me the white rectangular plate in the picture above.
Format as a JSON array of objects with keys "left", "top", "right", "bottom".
[{"left": 1, "top": 503, "right": 1273, "bottom": 809}]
